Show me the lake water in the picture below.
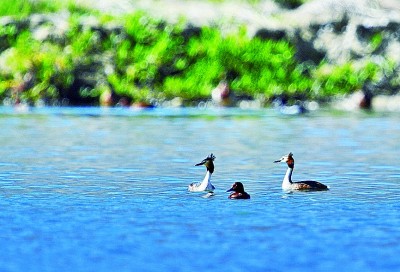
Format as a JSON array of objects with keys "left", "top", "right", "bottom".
[{"left": 0, "top": 106, "right": 399, "bottom": 272}]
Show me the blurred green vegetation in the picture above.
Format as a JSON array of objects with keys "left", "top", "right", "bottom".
[
  {"left": 0, "top": 0, "right": 64, "bottom": 17},
  {"left": 0, "top": 1, "right": 385, "bottom": 106}
]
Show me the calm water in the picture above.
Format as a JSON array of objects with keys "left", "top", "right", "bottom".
[{"left": 0, "top": 106, "right": 399, "bottom": 272}]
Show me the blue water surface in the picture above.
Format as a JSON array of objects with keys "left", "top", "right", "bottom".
[{"left": 0, "top": 106, "right": 399, "bottom": 271}]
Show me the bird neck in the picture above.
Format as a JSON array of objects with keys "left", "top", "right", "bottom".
[
  {"left": 283, "top": 166, "right": 293, "bottom": 185},
  {"left": 201, "top": 170, "right": 212, "bottom": 187},
  {"left": 206, "top": 162, "right": 214, "bottom": 174}
]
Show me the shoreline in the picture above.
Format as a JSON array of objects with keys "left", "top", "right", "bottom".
[{"left": 4, "top": 92, "right": 400, "bottom": 114}]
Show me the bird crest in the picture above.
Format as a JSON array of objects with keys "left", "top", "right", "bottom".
[{"left": 207, "top": 153, "right": 216, "bottom": 161}]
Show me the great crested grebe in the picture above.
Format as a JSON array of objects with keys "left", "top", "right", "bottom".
[
  {"left": 188, "top": 154, "right": 216, "bottom": 192},
  {"left": 274, "top": 153, "right": 329, "bottom": 191},
  {"left": 226, "top": 182, "right": 250, "bottom": 199}
]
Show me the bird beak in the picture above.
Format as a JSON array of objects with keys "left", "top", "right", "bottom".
[
  {"left": 226, "top": 187, "right": 234, "bottom": 192},
  {"left": 195, "top": 160, "right": 206, "bottom": 166},
  {"left": 274, "top": 160, "right": 281, "bottom": 163}
]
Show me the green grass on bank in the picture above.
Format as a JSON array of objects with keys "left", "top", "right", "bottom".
[
  {"left": 0, "top": 1, "right": 386, "bottom": 106},
  {"left": 0, "top": 0, "right": 62, "bottom": 17}
]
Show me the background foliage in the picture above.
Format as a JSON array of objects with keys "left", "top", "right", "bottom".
[{"left": 0, "top": 0, "right": 382, "bottom": 106}]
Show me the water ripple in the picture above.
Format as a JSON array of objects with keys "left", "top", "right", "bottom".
[{"left": 1, "top": 107, "right": 400, "bottom": 271}]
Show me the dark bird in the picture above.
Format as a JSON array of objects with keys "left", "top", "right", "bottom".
[{"left": 226, "top": 182, "right": 250, "bottom": 199}]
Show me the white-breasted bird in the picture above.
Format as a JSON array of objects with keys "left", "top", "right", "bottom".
[
  {"left": 274, "top": 152, "right": 329, "bottom": 191},
  {"left": 188, "top": 154, "right": 216, "bottom": 192}
]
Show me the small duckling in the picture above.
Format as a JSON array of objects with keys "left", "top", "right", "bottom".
[{"left": 226, "top": 182, "right": 250, "bottom": 199}]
